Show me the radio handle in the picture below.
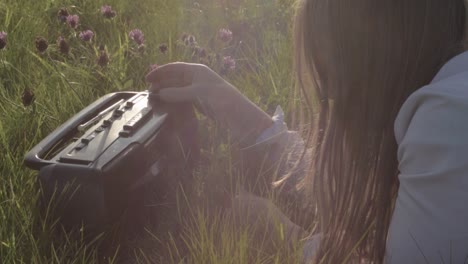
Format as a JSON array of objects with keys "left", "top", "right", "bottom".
[{"left": 24, "top": 92, "right": 138, "bottom": 170}]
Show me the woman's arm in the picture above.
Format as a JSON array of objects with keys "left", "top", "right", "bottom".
[
  {"left": 146, "top": 62, "right": 273, "bottom": 146},
  {"left": 147, "top": 62, "right": 317, "bottom": 260}
]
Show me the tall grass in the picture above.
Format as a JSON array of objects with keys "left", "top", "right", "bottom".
[{"left": 0, "top": 0, "right": 304, "bottom": 262}]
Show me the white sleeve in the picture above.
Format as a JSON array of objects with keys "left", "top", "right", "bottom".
[
  {"left": 255, "top": 105, "right": 289, "bottom": 145},
  {"left": 386, "top": 84, "right": 468, "bottom": 263},
  {"left": 241, "top": 105, "right": 311, "bottom": 195}
]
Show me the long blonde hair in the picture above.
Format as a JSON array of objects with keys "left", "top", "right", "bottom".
[{"left": 294, "top": 0, "right": 466, "bottom": 262}]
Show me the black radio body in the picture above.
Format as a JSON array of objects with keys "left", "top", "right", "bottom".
[{"left": 24, "top": 91, "right": 198, "bottom": 230}]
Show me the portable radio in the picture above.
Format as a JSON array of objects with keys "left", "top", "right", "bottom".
[{"left": 24, "top": 91, "right": 199, "bottom": 230}]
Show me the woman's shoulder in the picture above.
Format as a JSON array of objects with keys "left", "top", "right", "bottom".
[{"left": 394, "top": 71, "right": 468, "bottom": 144}]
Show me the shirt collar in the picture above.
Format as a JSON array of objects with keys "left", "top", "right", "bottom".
[{"left": 431, "top": 51, "right": 468, "bottom": 83}]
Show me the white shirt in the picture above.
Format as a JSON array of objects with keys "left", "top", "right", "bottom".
[{"left": 386, "top": 51, "right": 468, "bottom": 263}]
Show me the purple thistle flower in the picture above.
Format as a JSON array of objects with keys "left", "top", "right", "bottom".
[
  {"left": 57, "top": 8, "right": 69, "bottom": 23},
  {"left": 101, "top": 5, "right": 117, "bottom": 19},
  {"left": 66, "top": 15, "right": 79, "bottom": 29},
  {"left": 35, "top": 37, "right": 48, "bottom": 53},
  {"left": 57, "top": 36, "right": 70, "bottom": 54},
  {"left": 218, "top": 28, "right": 233, "bottom": 43},
  {"left": 79, "top": 30, "right": 94, "bottom": 42},
  {"left": 184, "top": 34, "right": 196, "bottom": 46},
  {"left": 0, "top": 31, "right": 7, "bottom": 50},
  {"left": 223, "top": 56, "right": 236, "bottom": 71},
  {"left": 188, "top": 35, "right": 195, "bottom": 44},
  {"left": 158, "top": 43, "right": 168, "bottom": 54},
  {"left": 97, "top": 50, "right": 109, "bottom": 67},
  {"left": 129, "top": 29, "right": 144, "bottom": 45},
  {"left": 22, "top": 88, "right": 35, "bottom": 107}
]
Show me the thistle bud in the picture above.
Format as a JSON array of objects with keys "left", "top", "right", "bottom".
[{"left": 35, "top": 37, "right": 48, "bottom": 53}]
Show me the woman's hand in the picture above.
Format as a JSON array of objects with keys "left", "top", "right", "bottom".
[{"left": 146, "top": 62, "right": 273, "bottom": 146}]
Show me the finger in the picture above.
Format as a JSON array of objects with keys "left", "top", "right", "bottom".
[
  {"left": 149, "top": 76, "right": 191, "bottom": 90},
  {"left": 145, "top": 62, "right": 194, "bottom": 83},
  {"left": 158, "top": 86, "right": 198, "bottom": 102}
]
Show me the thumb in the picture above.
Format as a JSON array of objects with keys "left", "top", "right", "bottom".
[{"left": 158, "top": 86, "right": 197, "bottom": 102}]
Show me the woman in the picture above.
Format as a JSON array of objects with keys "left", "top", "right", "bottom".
[{"left": 146, "top": 0, "right": 467, "bottom": 262}]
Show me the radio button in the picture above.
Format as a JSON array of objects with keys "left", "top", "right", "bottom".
[
  {"left": 125, "top": 101, "right": 134, "bottom": 108},
  {"left": 119, "top": 130, "right": 131, "bottom": 138},
  {"left": 81, "top": 134, "right": 95, "bottom": 144},
  {"left": 102, "top": 119, "right": 113, "bottom": 127},
  {"left": 75, "top": 142, "right": 86, "bottom": 150},
  {"left": 123, "top": 107, "right": 152, "bottom": 132},
  {"left": 113, "top": 109, "right": 124, "bottom": 117}
]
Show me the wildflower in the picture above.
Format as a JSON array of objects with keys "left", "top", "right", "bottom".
[
  {"left": 129, "top": 29, "right": 144, "bottom": 45},
  {"left": 188, "top": 35, "right": 195, "bottom": 44},
  {"left": 195, "top": 47, "right": 206, "bottom": 57},
  {"left": 98, "top": 44, "right": 105, "bottom": 51},
  {"left": 218, "top": 28, "right": 233, "bottom": 43},
  {"left": 184, "top": 35, "right": 196, "bottom": 46},
  {"left": 21, "top": 88, "right": 35, "bottom": 107},
  {"left": 57, "top": 36, "right": 70, "bottom": 54},
  {"left": 66, "top": 15, "right": 79, "bottom": 29},
  {"left": 158, "top": 43, "right": 168, "bottom": 54},
  {"left": 0, "top": 31, "right": 7, "bottom": 50},
  {"left": 97, "top": 50, "right": 109, "bottom": 67},
  {"left": 79, "top": 30, "right": 94, "bottom": 42},
  {"left": 223, "top": 56, "right": 236, "bottom": 70},
  {"left": 100, "top": 5, "right": 117, "bottom": 19},
  {"left": 57, "top": 8, "right": 69, "bottom": 23},
  {"left": 35, "top": 37, "right": 48, "bottom": 53}
]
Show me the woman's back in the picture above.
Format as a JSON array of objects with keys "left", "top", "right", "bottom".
[{"left": 387, "top": 51, "right": 468, "bottom": 263}]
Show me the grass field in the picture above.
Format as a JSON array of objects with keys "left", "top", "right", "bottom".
[{"left": 0, "top": 0, "right": 309, "bottom": 263}]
